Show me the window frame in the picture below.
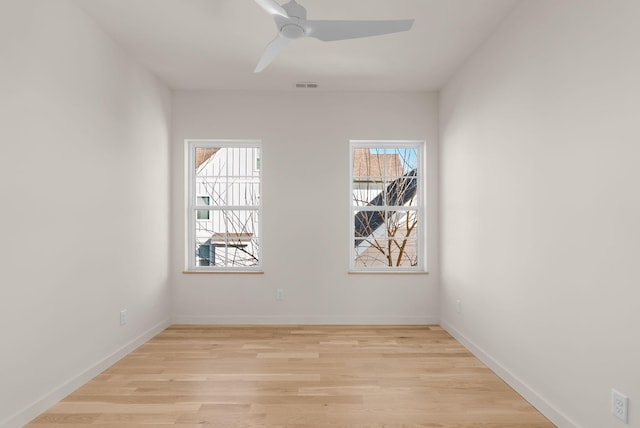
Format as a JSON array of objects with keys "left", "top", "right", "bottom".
[
  {"left": 349, "top": 140, "right": 426, "bottom": 273},
  {"left": 186, "top": 139, "right": 263, "bottom": 272}
]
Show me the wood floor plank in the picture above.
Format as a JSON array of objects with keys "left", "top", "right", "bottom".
[{"left": 26, "top": 325, "right": 554, "bottom": 427}]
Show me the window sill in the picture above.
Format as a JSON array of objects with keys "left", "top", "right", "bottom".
[
  {"left": 348, "top": 270, "right": 429, "bottom": 275},
  {"left": 183, "top": 270, "right": 265, "bottom": 275}
]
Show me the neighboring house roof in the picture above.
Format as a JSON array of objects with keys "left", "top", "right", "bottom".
[
  {"left": 353, "top": 148, "right": 404, "bottom": 179},
  {"left": 195, "top": 147, "right": 220, "bottom": 169}
]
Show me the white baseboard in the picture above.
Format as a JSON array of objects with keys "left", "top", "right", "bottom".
[
  {"left": 440, "top": 320, "right": 578, "bottom": 428},
  {"left": 171, "top": 314, "right": 440, "bottom": 325},
  {"left": 1, "top": 318, "right": 171, "bottom": 428}
]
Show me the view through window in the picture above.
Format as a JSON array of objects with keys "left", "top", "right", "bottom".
[
  {"left": 187, "top": 141, "right": 261, "bottom": 270},
  {"left": 351, "top": 141, "right": 424, "bottom": 271}
]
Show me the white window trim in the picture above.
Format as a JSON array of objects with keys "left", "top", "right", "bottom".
[
  {"left": 349, "top": 140, "right": 427, "bottom": 273},
  {"left": 185, "top": 139, "right": 263, "bottom": 272}
]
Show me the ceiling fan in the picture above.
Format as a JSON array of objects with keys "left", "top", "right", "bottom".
[{"left": 253, "top": 0, "right": 414, "bottom": 73}]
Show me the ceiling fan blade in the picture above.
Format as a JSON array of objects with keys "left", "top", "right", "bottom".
[
  {"left": 254, "top": 34, "right": 291, "bottom": 73},
  {"left": 254, "top": 0, "right": 288, "bottom": 18},
  {"left": 305, "top": 19, "right": 414, "bottom": 42}
]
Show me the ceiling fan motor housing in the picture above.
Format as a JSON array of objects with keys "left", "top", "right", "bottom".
[
  {"left": 280, "top": 24, "right": 306, "bottom": 39},
  {"left": 276, "top": 1, "right": 308, "bottom": 39}
]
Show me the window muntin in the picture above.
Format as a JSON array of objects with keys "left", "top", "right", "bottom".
[
  {"left": 350, "top": 142, "right": 424, "bottom": 271},
  {"left": 187, "top": 141, "right": 261, "bottom": 271}
]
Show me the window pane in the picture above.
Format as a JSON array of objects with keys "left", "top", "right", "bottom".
[
  {"left": 354, "top": 209, "right": 418, "bottom": 251},
  {"left": 352, "top": 147, "right": 384, "bottom": 181},
  {"left": 190, "top": 142, "right": 261, "bottom": 270},
  {"left": 385, "top": 170, "right": 418, "bottom": 207},
  {"left": 353, "top": 238, "right": 418, "bottom": 268},
  {"left": 385, "top": 209, "right": 418, "bottom": 239},
  {"left": 196, "top": 196, "right": 210, "bottom": 219},
  {"left": 353, "top": 147, "right": 416, "bottom": 177},
  {"left": 352, "top": 181, "right": 384, "bottom": 207},
  {"left": 354, "top": 209, "right": 385, "bottom": 246},
  {"left": 388, "top": 147, "right": 417, "bottom": 178},
  {"left": 194, "top": 209, "right": 260, "bottom": 268},
  {"left": 390, "top": 239, "right": 418, "bottom": 266},
  {"left": 351, "top": 141, "right": 423, "bottom": 270},
  {"left": 195, "top": 147, "right": 261, "bottom": 206},
  {"left": 352, "top": 147, "right": 418, "bottom": 207},
  {"left": 354, "top": 239, "right": 390, "bottom": 267}
]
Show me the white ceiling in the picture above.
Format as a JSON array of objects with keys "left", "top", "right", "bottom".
[{"left": 75, "top": 0, "right": 518, "bottom": 91}]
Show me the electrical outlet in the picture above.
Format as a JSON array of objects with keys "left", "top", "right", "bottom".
[
  {"left": 276, "top": 289, "right": 284, "bottom": 301},
  {"left": 612, "top": 389, "right": 628, "bottom": 423},
  {"left": 456, "top": 299, "right": 462, "bottom": 314},
  {"left": 120, "top": 309, "right": 128, "bottom": 326}
]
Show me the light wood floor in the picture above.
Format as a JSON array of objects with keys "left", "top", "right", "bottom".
[{"left": 28, "top": 325, "right": 554, "bottom": 427}]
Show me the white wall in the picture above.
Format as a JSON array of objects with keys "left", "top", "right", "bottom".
[
  {"left": 439, "top": 1, "right": 640, "bottom": 427},
  {"left": 0, "top": 1, "right": 172, "bottom": 426},
  {"left": 171, "top": 91, "right": 439, "bottom": 324}
]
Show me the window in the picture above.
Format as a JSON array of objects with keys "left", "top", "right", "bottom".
[
  {"left": 350, "top": 141, "right": 425, "bottom": 271},
  {"left": 187, "top": 141, "right": 261, "bottom": 271}
]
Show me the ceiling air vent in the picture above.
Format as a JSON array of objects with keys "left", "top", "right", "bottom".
[{"left": 295, "top": 82, "right": 318, "bottom": 89}]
